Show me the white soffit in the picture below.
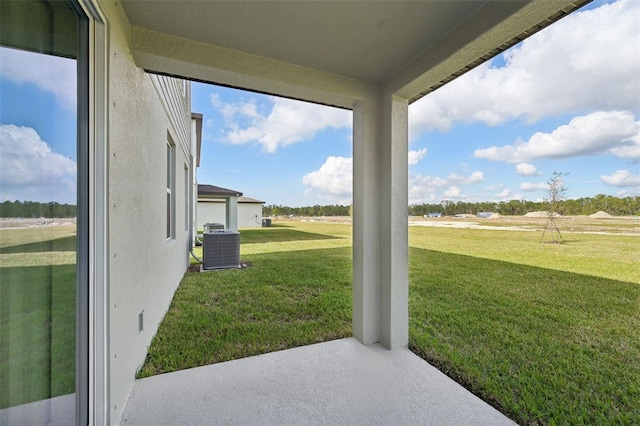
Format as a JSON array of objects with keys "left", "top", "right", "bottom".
[
  {"left": 119, "top": 0, "right": 590, "bottom": 104},
  {"left": 120, "top": 1, "right": 486, "bottom": 84}
]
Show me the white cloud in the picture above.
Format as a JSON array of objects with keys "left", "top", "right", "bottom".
[
  {"left": 447, "top": 171, "right": 486, "bottom": 184},
  {"left": 409, "top": 171, "right": 485, "bottom": 203},
  {"left": 0, "top": 125, "right": 76, "bottom": 203},
  {"left": 608, "top": 132, "right": 640, "bottom": 161},
  {"left": 409, "top": 99, "right": 453, "bottom": 139},
  {"left": 409, "top": 174, "right": 447, "bottom": 204},
  {"left": 520, "top": 182, "right": 548, "bottom": 192},
  {"left": 444, "top": 186, "right": 461, "bottom": 198},
  {"left": 0, "top": 47, "right": 77, "bottom": 111},
  {"left": 302, "top": 156, "right": 352, "bottom": 199},
  {"left": 600, "top": 170, "right": 640, "bottom": 187},
  {"left": 409, "top": 0, "right": 640, "bottom": 137},
  {"left": 496, "top": 189, "right": 512, "bottom": 199},
  {"left": 465, "top": 171, "right": 485, "bottom": 184},
  {"left": 408, "top": 148, "right": 427, "bottom": 166},
  {"left": 211, "top": 95, "right": 351, "bottom": 153},
  {"left": 474, "top": 111, "right": 640, "bottom": 163},
  {"left": 515, "top": 163, "right": 541, "bottom": 176}
]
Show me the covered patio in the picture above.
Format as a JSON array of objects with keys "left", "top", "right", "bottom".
[
  {"left": 94, "top": 1, "right": 590, "bottom": 422},
  {"left": 122, "top": 338, "right": 513, "bottom": 425},
  {"left": 118, "top": 0, "right": 590, "bottom": 350}
]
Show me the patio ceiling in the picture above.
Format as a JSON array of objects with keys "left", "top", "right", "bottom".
[
  {"left": 119, "top": 0, "right": 589, "bottom": 107},
  {"left": 120, "top": 1, "right": 488, "bottom": 85}
]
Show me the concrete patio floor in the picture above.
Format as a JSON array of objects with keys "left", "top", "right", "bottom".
[{"left": 121, "top": 337, "right": 515, "bottom": 425}]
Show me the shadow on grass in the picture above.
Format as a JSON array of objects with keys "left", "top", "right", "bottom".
[
  {"left": 240, "top": 228, "right": 342, "bottom": 244},
  {"left": 408, "top": 247, "right": 639, "bottom": 425},
  {"left": 138, "top": 246, "right": 353, "bottom": 378},
  {"left": 0, "top": 264, "right": 76, "bottom": 409},
  {"left": 138, "top": 241, "right": 639, "bottom": 424},
  {"left": 0, "top": 236, "right": 76, "bottom": 254}
]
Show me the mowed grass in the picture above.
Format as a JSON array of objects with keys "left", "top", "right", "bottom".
[
  {"left": 140, "top": 220, "right": 639, "bottom": 424},
  {"left": 138, "top": 223, "right": 352, "bottom": 377},
  {"left": 409, "top": 226, "right": 639, "bottom": 424},
  {"left": 0, "top": 226, "right": 76, "bottom": 409}
]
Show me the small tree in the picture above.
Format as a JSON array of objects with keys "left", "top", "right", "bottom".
[{"left": 541, "top": 171, "right": 568, "bottom": 243}]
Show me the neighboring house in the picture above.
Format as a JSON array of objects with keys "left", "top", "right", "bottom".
[
  {"left": 236, "top": 197, "right": 266, "bottom": 228},
  {"left": 196, "top": 184, "right": 242, "bottom": 231},
  {"left": 0, "top": 1, "right": 589, "bottom": 424},
  {"left": 197, "top": 185, "right": 265, "bottom": 230}
]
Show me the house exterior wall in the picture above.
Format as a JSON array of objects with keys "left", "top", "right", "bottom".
[
  {"left": 238, "top": 203, "right": 263, "bottom": 229},
  {"left": 197, "top": 200, "right": 263, "bottom": 230},
  {"left": 149, "top": 75, "right": 191, "bottom": 159},
  {"left": 102, "top": 2, "right": 193, "bottom": 422},
  {"left": 197, "top": 200, "right": 225, "bottom": 230}
]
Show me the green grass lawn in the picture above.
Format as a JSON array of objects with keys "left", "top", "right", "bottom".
[
  {"left": 139, "top": 224, "right": 352, "bottom": 376},
  {"left": 407, "top": 226, "right": 639, "bottom": 424},
  {"left": 0, "top": 226, "right": 76, "bottom": 409},
  {"left": 6, "top": 220, "right": 635, "bottom": 423},
  {"left": 409, "top": 251, "right": 638, "bottom": 424},
  {"left": 142, "top": 220, "right": 639, "bottom": 424}
]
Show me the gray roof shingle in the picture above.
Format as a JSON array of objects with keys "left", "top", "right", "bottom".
[{"left": 198, "top": 184, "right": 243, "bottom": 197}]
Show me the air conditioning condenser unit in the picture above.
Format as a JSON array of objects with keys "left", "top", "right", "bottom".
[
  {"left": 204, "top": 222, "right": 225, "bottom": 232},
  {"left": 203, "top": 230, "right": 240, "bottom": 270}
]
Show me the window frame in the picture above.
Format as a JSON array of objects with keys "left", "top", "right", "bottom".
[
  {"left": 166, "top": 137, "right": 176, "bottom": 241},
  {"left": 74, "top": 1, "right": 108, "bottom": 424},
  {"left": 184, "top": 164, "right": 190, "bottom": 232}
]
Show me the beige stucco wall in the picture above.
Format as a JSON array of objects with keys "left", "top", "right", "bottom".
[
  {"left": 238, "top": 203, "right": 263, "bottom": 229},
  {"left": 198, "top": 200, "right": 263, "bottom": 230},
  {"left": 197, "top": 200, "right": 225, "bottom": 230},
  {"left": 102, "top": 1, "right": 192, "bottom": 422}
]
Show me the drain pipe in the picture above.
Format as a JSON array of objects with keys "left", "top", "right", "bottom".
[{"left": 190, "top": 248, "right": 203, "bottom": 263}]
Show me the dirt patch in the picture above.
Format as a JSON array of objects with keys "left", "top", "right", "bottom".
[
  {"left": 408, "top": 214, "right": 639, "bottom": 236},
  {"left": 524, "top": 211, "right": 560, "bottom": 218},
  {"left": 187, "top": 264, "right": 202, "bottom": 273},
  {"left": 589, "top": 211, "right": 612, "bottom": 219},
  {"left": 0, "top": 218, "right": 76, "bottom": 229},
  {"left": 187, "top": 261, "right": 252, "bottom": 273}
]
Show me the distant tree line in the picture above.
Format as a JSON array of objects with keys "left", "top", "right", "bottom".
[
  {"left": 409, "top": 195, "right": 639, "bottom": 217},
  {"left": 263, "top": 204, "right": 351, "bottom": 217},
  {"left": 0, "top": 200, "right": 77, "bottom": 218},
  {"left": 263, "top": 195, "right": 639, "bottom": 218},
  {"left": 4, "top": 195, "right": 636, "bottom": 220}
]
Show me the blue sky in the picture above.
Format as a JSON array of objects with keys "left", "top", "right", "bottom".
[
  {"left": 1, "top": 0, "right": 639, "bottom": 207},
  {"left": 194, "top": 0, "right": 640, "bottom": 207},
  {"left": 1, "top": 47, "right": 77, "bottom": 204}
]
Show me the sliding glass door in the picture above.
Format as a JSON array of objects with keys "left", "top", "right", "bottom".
[{"left": 0, "top": 1, "right": 88, "bottom": 424}]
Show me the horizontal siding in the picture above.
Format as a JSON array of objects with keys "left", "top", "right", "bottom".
[{"left": 149, "top": 74, "right": 191, "bottom": 158}]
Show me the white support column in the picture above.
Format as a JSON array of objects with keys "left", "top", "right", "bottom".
[
  {"left": 378, "top": 94, "right": 409, "bottom": 349},
  {"left": 226, "top": 197, "right": 238, "bottom": 231},
  {"left": 352, "top": 93, "right": 409, "bottom": 349},
  {"left": 352, "top": 98, "right": 380, "bottom": 345}
]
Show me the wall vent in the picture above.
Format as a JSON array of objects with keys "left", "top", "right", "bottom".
[{"left": 203, "top": 230, "right": 240, "bottom": 270}]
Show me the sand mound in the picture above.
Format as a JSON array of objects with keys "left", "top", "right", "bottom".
[
  {"left": 487, "top": 213, "right": 502, "bottom": 219},
  {"left": 589, "top": 211, "right": 612, "bottom": 219},
  {"left": 524, "top": 211, "right": 561, "bottom": 218}
]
